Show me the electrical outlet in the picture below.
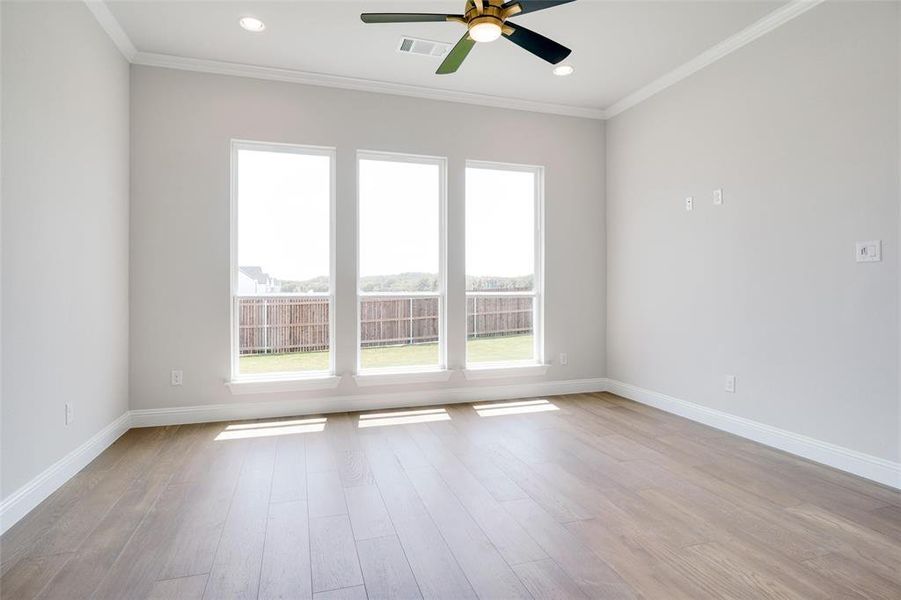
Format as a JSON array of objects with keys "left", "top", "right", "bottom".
[
  {"left": 724, "top": 375, "right": 736, "bottom": 393},
  {"left": 65, "top": 402, "right": 74, "bottom": 425},
  {"left": 713, "top": 188, "right": 724, "bottom": 205},
  {"left": 685, "top": 196, "right": 694, "bottom": 211},
  {"left": 171, "top": 370, "right": 184, "bottom": 386},
  {"left": 559, "top": 353, "right": 568, "bottom": 366}
]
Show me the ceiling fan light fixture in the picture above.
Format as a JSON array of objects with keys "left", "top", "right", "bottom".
[
  {"left": 239, "top": 17, "right": 266, "bottom": 32},
  {"left": 360, "top": 0, "right": 576, "bottom": 74},
  {"left": 469, "top": 18, "right": 502, "bottom": 43},
  {"left": 553, "top": 64, "right": 574, "bottom": 76}
]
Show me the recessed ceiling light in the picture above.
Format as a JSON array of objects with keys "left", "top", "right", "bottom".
[
  {"left": 239, "top": 17, "right": 266, "bottom": 32},
  {"left": 553, "top": 64, "right": 574, "bottom": 76}
]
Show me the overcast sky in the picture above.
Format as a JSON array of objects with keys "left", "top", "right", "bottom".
[{"left": 237, "top": 149, "right": 535, "bottom": 283}]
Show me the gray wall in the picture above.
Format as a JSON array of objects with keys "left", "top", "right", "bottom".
[
  {"left": 607, "top": 1, "right": 900, "bottom": 462},
  {"left": 129, "top": 66, "right": 606, "bottom": 411},
  {"left": 1, "top": 1, "right": 130, "bottom": 497}
]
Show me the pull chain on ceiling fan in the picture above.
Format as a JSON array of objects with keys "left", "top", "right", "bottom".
[{"left": 361, "top": 0, "right": 576, "bottom": 74}]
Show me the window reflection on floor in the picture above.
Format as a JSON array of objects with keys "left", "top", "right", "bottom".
[
  {"left": 357, "top": 408, "right": 450, "bottom": 428},
  {"left": 473, "top": 398, "right": 558, "bottom": 417},
  {"left": 215, "top": 417, "right": 328, "bottom": 440}
]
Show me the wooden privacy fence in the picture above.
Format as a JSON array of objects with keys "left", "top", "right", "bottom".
[
  {"left": 238, "top": 294, "right": 533, "bottom": 355},
  {"left": 359, "top": 296, "right": 440, "bottom": 349},
  {"left": 466, "top": 295, "right": 533, "bottom": 339},
  {"left": 238, "top": 296, "right": 329, "bottom": 355}
]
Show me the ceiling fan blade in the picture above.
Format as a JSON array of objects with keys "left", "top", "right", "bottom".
[
  {"left": 437, "top": 33, "right": 476, "bottom": 74},
  {"left": 503, "top": 22, "right": 571, "bottom": 64},
  {"left": 360, "top": 13, "right": 457, "bottom": 23},
  {"left": 502, "top": 0, "right": 577, "bottom": 16}
]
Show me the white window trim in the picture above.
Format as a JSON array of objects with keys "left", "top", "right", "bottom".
[
  {"left": 463, "top": 363, "right": 549, "bottom": 380},
  {"left": 356, "top": 150, "right": 448, "bottom": 376},
  {"left": 227, "top": 374, "right": 342, "bottom": 395},
  {"left": 354, "top": 366, "right": 453, "bottom": 387},
  {"left": 229, "top": 140, "right": 338, "bottom": 385},
  {"left": 464, "top": 160, "right": 545, "bottom": 368}
]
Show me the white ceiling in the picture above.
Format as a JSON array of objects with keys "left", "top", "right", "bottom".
[{"left": 106, "top": 0, "right": 785, "bottom": 113}]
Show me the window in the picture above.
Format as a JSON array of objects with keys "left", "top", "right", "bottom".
[
  {"left": 231, "top": 141, "right": 335, "bottom": 379},
  {"left": 465, "top": 162, "right": 543, "bottom": 366},
  {"left": 357, "top": 152, "right": 446, "bottom": 372}
]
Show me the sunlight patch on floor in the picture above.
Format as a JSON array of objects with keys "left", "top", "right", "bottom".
[
  {"left": 473, "top": 398, "right": 559, "bottom": 417},
  {"left": 358, "top": 407, "right": 450, "bottom": 428},
  {"left": 215, "top": 417, "right": 328, "bottom": 440},
  {"left": 225, "top": 417, "right": 328, "bottom": 431}
]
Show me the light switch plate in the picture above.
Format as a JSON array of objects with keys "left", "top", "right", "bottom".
[
  {"left": 713, "top": 189, "right": 724, "bottom": 205},
  {"left": 685, "top": 196, "right": 693, "bottom": 211},
  {"left": 724, "top": 375, "right": 736, "bottom": 393},
  {"left": 855, "top": 241, "right": 881, "bottom": 263}
]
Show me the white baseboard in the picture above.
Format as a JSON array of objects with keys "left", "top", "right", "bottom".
[
  {"left": 0, "top": 411, "right": 131, "bottom": 535},
  {"left": 5, "top": 376, "right": 896, "bottom": 536},
  {"left": 0, "top": 378, "right": 606, "bottom": 535},
  {"left": 130, "top": 377, "right": 609, "bottom": 427},
  {"left": 606, "top": 379, "right": 901, "bottom": 490}
]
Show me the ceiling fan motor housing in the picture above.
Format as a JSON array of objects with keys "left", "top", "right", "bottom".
[{"left": 465, "top": 0, "right": 520, "bottom": 36}]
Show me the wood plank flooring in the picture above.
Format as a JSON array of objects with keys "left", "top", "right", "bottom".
[{"left": 2, "top": 392, "right": 900, "bottom": 599}]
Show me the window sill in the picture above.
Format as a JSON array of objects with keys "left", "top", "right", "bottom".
[
  {"left": 227, "top": 374, "right": 341, "bottom": 395},
  {"left": 354, "top": 368, "right": 453, "bottom": 387},
  {"left": 463, "top": 363, "right": 549, "bottom": 380}
]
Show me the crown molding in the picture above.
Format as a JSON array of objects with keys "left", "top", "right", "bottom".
[
  {"left": 80, "top": 0, "right": 604, "bottom": 120},
  {"left": 604, "top": 0, "right": 826, "bottom": 118},
  {"left": 82, "top": 0, "right": 825, "bottom": 122},
  {"left": 83, "top": 0, "right": 137, "bottom": 61},
  {"left": 131, "top": 51, "right": 607, "bottom": 120}
]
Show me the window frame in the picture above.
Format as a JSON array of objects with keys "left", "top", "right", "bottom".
[
  {"left": 229, "top": 139, "right": 338, "bottom": 383},
  {"left": 464, "top": 160, "right": 545, "bottom": 369},
  {"left": 355, "top": 150, "right": 448, "bottom": 376}
]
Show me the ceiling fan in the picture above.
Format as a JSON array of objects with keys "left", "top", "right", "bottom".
[{"left": 361, "top": 0, "right": 576, "bottom": 74}]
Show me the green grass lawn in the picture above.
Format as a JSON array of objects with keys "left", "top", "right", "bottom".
[{"left": 239, "top": 334, "right": 534, "bottom": 374}]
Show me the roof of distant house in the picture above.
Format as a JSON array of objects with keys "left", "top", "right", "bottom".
[{"left": 239, "top": 266, "right": 270, "bottom": 284}]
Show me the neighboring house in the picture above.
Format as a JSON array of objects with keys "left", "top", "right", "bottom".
[{"left": 238, "top": 266, "right": 280, "bottom": 294}]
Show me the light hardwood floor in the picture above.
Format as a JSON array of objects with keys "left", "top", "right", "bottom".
[{"left": 2, "top": 392, "right": 900, "bottom": 599}]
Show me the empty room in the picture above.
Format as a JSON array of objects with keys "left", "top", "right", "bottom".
[{"left": 1, "top": 0, "right": 900, "bottom": 598}]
